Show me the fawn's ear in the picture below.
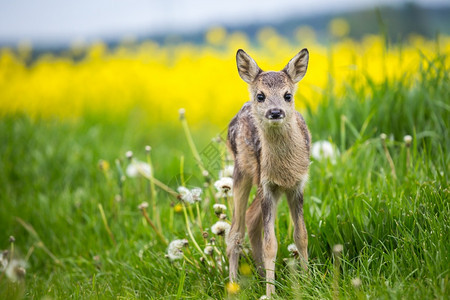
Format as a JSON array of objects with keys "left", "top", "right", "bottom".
[
  {"left": 236, "top": 49, "right": 262, "bottom": 83},
  {"left": 283, "top": 48, "right": 309, "bottom": 83}
]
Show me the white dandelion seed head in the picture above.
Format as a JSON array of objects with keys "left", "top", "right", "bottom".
[
  {"left": 287, "top": 243, "right": 298, "bottom": 254},
  {"left": 380, "top": 133, "right": 387, "bottom": 140},
  {"left": 404, "top": 135, "right": 412, "bottom": 145},
  {"left": 333, "top": 244, "right": 343, "bottom": 254},
  {"left": 126, "top": 161, "right": 152, "bottom": 178},
  {"left": 167, "top": 239, "right": 188, "bottom": 261},
  {"left": 177, "top": 186, "right": 194, "bottom": 204},
  {"left": 0, "top": 250, "right": 8, "bottom": 272},
  {"left": 213, "top": 204, "right": 227, "bottom": 215},
  {"left": 190, "top": 187, "right": 203, "bottom": 202},
  {"left": 219, "top": 165, "right": 234, "bottom": 178},
  {"left": 145, "top": 145, "right": 151, "bottom": 152},
  {"left": 178, "top": 108, "right": 186, "bottom": 119},
  {"left": 204, "top": 245, "right": 214, "bottom": 255},
  {"left": 211, "top": 221, "right": 231, "bottom": 237},
  {"left": 125, "top": 151, "right": 133, "bottom": 159},
  {"left": 311, "top": 140, "right": 339, "bottom": 164},
  {"left": 214, "top": 177, "right": 233, "bottom": 198},
  {"left": 202, "top": 170, "right": 209, "bottom": 177},
  {"left": 351, "top": 277, "right": 362, "bottom": 288},
  {"left": 219, "top": 213, "right": 227, "bottom": 220},
  {"left": 138, "top": 202, "right": 149, "bottom": 210},
  {"left": 5, "top": 259, "right": 27, "bottom": 282}
]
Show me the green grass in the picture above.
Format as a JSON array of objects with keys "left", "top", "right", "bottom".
[{"left": 0, "top": 55, "right": 449, "bottom": 299}]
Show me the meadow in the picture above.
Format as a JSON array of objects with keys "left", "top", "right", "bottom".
[{"left": 0, "top": 25, "right": 449, "bottom": 299}]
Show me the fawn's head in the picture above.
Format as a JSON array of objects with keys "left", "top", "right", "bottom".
[{"left": 236, "top": 49, "right": 309, "bottom": 127}]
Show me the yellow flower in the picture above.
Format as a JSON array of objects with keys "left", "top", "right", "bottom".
[
  {"left": 239, "top": 263, "right": 252, "bottom": 276},
  {"left": 226, "top": 282, "right": 240, "bottom": 294},
  {"left": 174, "top": 203, "right": 183, "bottom": 213}
]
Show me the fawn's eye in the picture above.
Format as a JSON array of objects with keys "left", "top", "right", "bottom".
[
  {"left": 256, "top": 93, "right": 265, "bottom": 102},
  {"left": 284, "top": 93, "right": 292, "bottom": 102}
]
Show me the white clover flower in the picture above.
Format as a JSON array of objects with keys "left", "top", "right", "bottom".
[
  {"left": 213, "top": 204, "right": 227, "bottom": 215},
  {"left": 167, "top": 239, "right": 188, "bottom": 261},
  {"left": 211, "top": 221, "right": 231, "bottom": 237},
  {"left": 219, "top": 165, "right": 234, "bottom": 178},
  {"left": 126, "top": 160, "right": 152, "bottom": 178},
  {"left": 214, "top": 177, "right": 233, "bottom": 198},
  {"left": 5, "top": 259, "right": 27, "bottom": 282},
  {"left": 204, "top": 245, "right": 214, "bottom": 255},
  {"left": 191, "top": 187, "right": 202, "bottom": 202},
  {"left": 311, "top": 140, "right": 339, "bottom": 164}
]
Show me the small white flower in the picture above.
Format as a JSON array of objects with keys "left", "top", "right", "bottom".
[
  {"left": 259, "top": 296, "right": 269, "bottom": 300},
  {"left": 311, "top": 140, "right": 339, "bottom": 164},
  {"left": 211, "top": 221, "right": 231, "bottom": 237},
  {"left": 167, "top": 239, "right": 188, "bottom": 261},
  {"left": 145, "top": 145, "right": 151, "bottom": 152},
  {"left": 5, "top": 259, "right": 27, "bottom": 282},
  {"left": 213, "top": 204, "right": 227, "bottom": 215},
  {"left": 214, "top": 177, "right": 233, "bottom": 198},
  {"left": 204, "top": 245, "right": 214, "bottom": 255},
  {"left": 126, "top": 160, "right": 152, "bottom": 178},
  {"left": 219, "top": 165, "right": 234, "bottom": 178}
]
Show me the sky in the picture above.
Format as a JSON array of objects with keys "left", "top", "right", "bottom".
[{"left": 0, "top": 0, "right": 448, "bottom": 46}]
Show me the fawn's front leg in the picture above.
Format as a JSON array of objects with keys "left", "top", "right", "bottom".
[
  {"left": 286, "top": 185, "right": 308, "bottom": 270},
  {"left": 227, "top": 172, "right": 252, "bottom": 282},
  {"left": 261, "top": 183, "right": 281, "bottom": 297}
]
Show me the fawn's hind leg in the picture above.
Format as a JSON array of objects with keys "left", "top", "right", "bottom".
[
  {"left": 246, "top": 186, "right": 264, "bottom": 277},
  {"left": 226, "top": 170, "right": 252, "bottom": 281}
]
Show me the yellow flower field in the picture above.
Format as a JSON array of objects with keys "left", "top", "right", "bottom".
[{"left": 0, "top": 26, "right": 448, "bottom": 127}]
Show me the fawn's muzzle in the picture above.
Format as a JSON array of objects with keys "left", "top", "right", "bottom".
[{"left": 266, "top": 109, "right": 285, "bottom": 120}]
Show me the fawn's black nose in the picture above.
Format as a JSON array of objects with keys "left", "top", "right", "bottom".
[{"left": 266, "top": 109, "right": 285, "bottom": 120}]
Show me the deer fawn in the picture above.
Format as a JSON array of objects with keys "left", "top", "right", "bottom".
[{"left": 226, "top": 49, "right": 311, "bottom": 297}]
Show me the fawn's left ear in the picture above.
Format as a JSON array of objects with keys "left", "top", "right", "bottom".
[{"left": 282, "top": 48, "right": 309, "bottom": 83}]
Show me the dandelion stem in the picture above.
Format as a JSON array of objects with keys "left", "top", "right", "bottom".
[
  {"left": 195, "top": 202, "right": 203, "bottom": 232},
  {"left": 145, "top": 148, "right": 162, "bottom": 232},
  {"left": 182, "top": 204, "right": 209, "bottom": 262},
  {"left": 98, "top": 204, "right": 117, "bottom": 246},
  {"left": 140, "top": 206, "right": 168, "bottom": 246},
  {"left": 381, "top": 136, "right": 397, "bottom": 180},
  {"left": 180, "top": 113, "right": 206, "bottom": 172}
]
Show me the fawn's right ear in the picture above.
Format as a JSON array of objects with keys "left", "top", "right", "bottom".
[{"left": 236, "top": 49, "right": 261, "bottom": 83}]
